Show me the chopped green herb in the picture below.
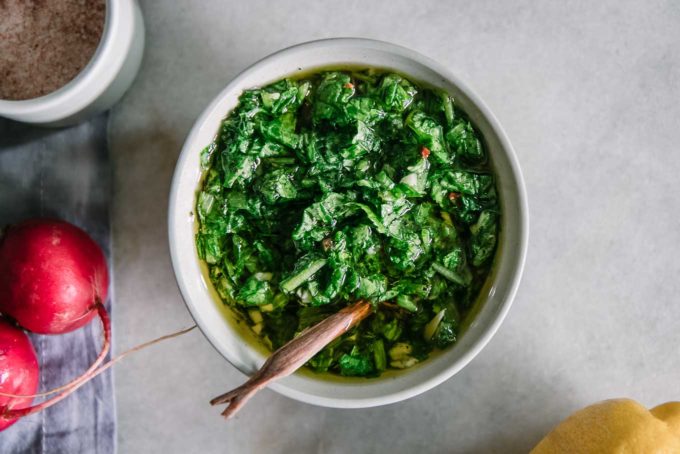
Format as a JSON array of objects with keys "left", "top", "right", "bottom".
[{"left": 196, "top": 68, "right": 500, "bottom": 377}]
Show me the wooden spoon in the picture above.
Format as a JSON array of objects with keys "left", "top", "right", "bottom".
[{"left": 210, "top": 299, "right": 372, "bottom": 419}]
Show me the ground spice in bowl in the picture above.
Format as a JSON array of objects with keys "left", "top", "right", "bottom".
[{"left": 0, "top": 0, "right": 106, "bottom": 101}]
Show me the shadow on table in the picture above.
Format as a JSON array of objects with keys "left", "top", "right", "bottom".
[
  {"left": 247, "top": 352, "right": 578, "bottom": 454},
  {"left": 106, "top": 120, "right": 183, "bottom": 276},
  {"left": 0, "top": 118, "right": 68, "bottom": 150},
  {"left": 456, "top": 380, "right": 570, "bottom": 454}
]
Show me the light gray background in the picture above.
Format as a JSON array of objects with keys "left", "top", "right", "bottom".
[{"left": 109, "top": 1, "right": 680, "bottom": 453}]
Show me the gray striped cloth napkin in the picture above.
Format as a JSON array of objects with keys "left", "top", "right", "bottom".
[{"left": 0, "top": 114, "right": 115, "bottom": 454}]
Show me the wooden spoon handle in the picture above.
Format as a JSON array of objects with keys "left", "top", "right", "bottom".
[{"left": 210, "top": 299, "right": 372, "bottom": 419}]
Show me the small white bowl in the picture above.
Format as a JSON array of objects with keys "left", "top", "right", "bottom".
[
  {"left": 169, "top": 38, "right": 529, "bottom": 409},
  {"left": 0, "top": 0, "right": 145, "bottom": 126}
]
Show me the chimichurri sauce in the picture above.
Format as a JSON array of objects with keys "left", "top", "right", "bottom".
[{"left": 196, "top": 68, "right": 500, "bottom": 377}]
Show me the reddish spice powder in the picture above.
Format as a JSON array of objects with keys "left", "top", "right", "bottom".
[{"left": 0, "top": 0, "right": 106, "bottom": 100}]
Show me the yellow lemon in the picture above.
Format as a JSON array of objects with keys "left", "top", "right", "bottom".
[{"left": 531, "top": 399, "right": 680, "bottom": 453}]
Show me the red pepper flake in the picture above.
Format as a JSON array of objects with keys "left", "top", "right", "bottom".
[
  {"left": 344, "top": 82, "right": 354, "bottom": 89},
  {"left": 448, "top": 192, "right": 461, "bottom": 203},
  {"left": 420, "top": 146, "right": 430, "bottom": 159}
]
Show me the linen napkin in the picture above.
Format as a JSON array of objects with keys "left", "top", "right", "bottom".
[{"left": 0, "top": 115, "right": 115, "bottom": 454}]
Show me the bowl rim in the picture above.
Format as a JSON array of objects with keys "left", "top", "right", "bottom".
[{"left": 168, "top": 37, "right": 529, "bottom": 408}]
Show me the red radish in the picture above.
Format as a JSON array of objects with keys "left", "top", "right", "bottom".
[
  {"left": 0, "top": 219, "right": 111, "bottom": 428},
  {"left": 0, "top": 219, "right": 109, "bottom": 334},
  {"left": 0, "top": 218, "right": 193, "bottom": 428},
  {"left": 0, "top": 318, "right": 39, "bottom": 431}
]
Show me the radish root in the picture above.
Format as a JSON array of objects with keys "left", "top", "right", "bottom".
[
  {"left": 0, "top": 301, "right": 110, "bottom": 399},
  {"left": 0, "top": 302, "right": 110, "bottom": 418},
  {"left": 0, "top": 304, "right": 196, "bottom": 419}
]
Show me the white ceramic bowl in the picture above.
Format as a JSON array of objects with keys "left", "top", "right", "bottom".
[
  {"left": 0, "top": 0, "right": 145, "bottom": 126},
  {"left": 169, "top": 38, "right": 528, "bottom": 409}
]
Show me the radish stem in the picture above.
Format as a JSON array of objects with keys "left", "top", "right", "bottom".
[
  {"left": 0, "top": 302, "right": 110, "bottom": 419},
  {"left": 0, "top": 320, "right": 195, "bottom": 402}
]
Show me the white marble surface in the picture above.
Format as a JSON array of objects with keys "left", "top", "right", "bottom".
[{"left": 108, "top": 1, "right": 680, "bottom": 452}]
